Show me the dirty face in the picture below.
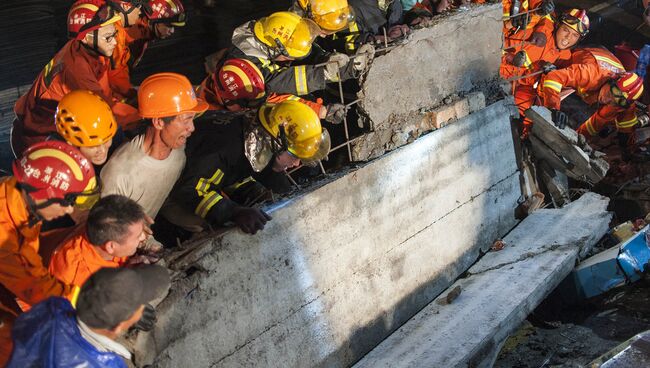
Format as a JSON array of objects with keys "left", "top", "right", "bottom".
[
  {"left": 112, "top": 220, "right": 147, "bottom": 258},
  {"left": 159, "top": 112, "right": 196, "bottom": 149},
  {"left": 154, "top": 23, "right": 175, "bottom": 39},
  {"left": 555, "top": 24, "right": 580, "bottom": 50},
  {"left": 35, "top": 201, "right": 74, "bottom": 221},
  {"left": 79, "top": 140, "right": 113, "bottom": 166},
  {"left": 272, "top": 151, "right": 301, "bottom": 172}
]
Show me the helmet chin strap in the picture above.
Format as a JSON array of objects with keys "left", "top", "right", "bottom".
[
  {"left": 15, "top": 184, "right": 46, "bottom": 227},
  {"left": 80, "top": 30, "right": 104, "bottom": 56}
]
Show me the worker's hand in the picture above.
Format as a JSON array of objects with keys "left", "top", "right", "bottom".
[
  {"left": 387, "top": 24, "right": 410, "bottom": 39},
  {"left": 325, "top": 103, "right": 348, "bottom": 124},
  {"left": 133, "top": 304, "right": 157, "bottom": 332},
  {"left": 511, "top": 14, "right": 529, "bottom": 30},
  {"left": 232, "top": 207, "right": 272, "bottom": 234},
  {"left": 551, "top": 109, "right": 568, "bottom": 129},
  {"left": 539, "top": 0, "right": 554, "bottom": 16},
  {"left": 512, "top": 51, "right": 527, "bottom": 67},
  {"left": 541, "top": 62, "right": 557, "bottom": 74},
  {"left": 528, "top": 32, "right": 547, "bottom": 47},
  {"left": 143, "top": 214, "right": 155, "bottom": 240},
  {"left": 327, "top": 52, "right": 350, "bottom": 69},
  {"left": 353, "top": 44, "right": 375, "bottom": 72}
]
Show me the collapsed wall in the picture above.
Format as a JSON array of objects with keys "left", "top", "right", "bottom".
[{"left": 134, "top": 4, "right": 519, "bottom": 367}]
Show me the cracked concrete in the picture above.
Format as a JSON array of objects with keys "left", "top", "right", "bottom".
[
  {"left": 132, "top": 100, "right": 520, "bottom": 367},
  {"left": 354, "top": 193, "right": 612, "bottom": 368}
]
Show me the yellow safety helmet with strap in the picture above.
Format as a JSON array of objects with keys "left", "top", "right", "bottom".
[
  {"left": 253, "top": 11, "right": 320, "bottom": 58},
  {"left": 301, "top": 0, "right": 355, "bottom": 32},
  {"left": 55, "top": 90, "right": 117, "bottom": 147},
  {"left": 258, "top": 100, "right": 331, "bottom": 163}
]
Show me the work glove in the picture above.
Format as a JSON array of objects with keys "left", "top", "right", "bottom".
[
  {"left": 325, "top": 103, "right": 348, "bottom": 124},
  {"left": 327, "top": 52, "right": 349, "bottom": 69},
  {"left": 511, "top": 14, "right": 529, "bottom": 30},
  {"left": 529, "top": 32, "right": 547, "bottom": 47},
  {"left": 541, "top": 62, "right": 557, "bottom": 74},
  {"left": 512, "top": 51, "right": 527, "bottom": 67},
  {"left": 133, "top": 304, "right": 157, "bottom": 332},
  {"left": 551, "top": 109, "right": 568, "bottom": 129},
  {"left": 232, "top": 206, "right": 272, "bottom": 235},
  {"left": 353, "top": 44, "right": 375, "bottom": 72},
  {"left": 539, "top": 0, "right": 554, "bottom": 16}
]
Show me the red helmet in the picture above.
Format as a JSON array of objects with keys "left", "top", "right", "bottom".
[
  {"left": 145, "top": 0, "right": 186, "bottom": 26},
  {"left": 68, "top": 0, "right": 121, "bottom": 40},
  {"left": 560, "top": 9, "right": 590, "bottom": 38},
  {"left": 215, "top": 59, "right": 266, "bottom": 105},
  {"left": 13, "top": 141, "right": 98, "bottom": 207},
  {"left": 613, "top": 72, "right": 644, "bottom": 104}
]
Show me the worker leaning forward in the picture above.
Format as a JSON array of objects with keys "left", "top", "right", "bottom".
[
  {"left": 0, "top": 141, "right": 99, "bottom": 365},
  {"left": 11, "top": 0, "right": 139, "bottom": 156}
]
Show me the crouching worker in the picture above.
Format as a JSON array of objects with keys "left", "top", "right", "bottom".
[
  {"left": 7, "top": 265, "right": 170, "bottom": 367},
  {"left": 165, "top": 100, "right": 330, "bottom": 235},
  {"left": 49, "top": 195, "right": 148, "bottom": 288},
  {"left": 0, "top": 141, "right": 98, "bottom": 365}
]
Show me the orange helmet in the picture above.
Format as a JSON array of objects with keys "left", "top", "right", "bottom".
[
  {"left": 560, "top": 9, "right": 590, "bottom": 38},
  {"left": 612, "top": 72, "right": 644, "bottom": 105},
  {"left": 56, "top": 90, "right": 117, "bottom": 147},
  {"left": 13, "top": 141, "right": 98, "bottom": 208},
  {"left": 216, "top": 59, "right": 266, "bottom": 105},
  {"left": 138, "top": 72, "right": 209, "bottom": 118},
  {"left": 68, "top": 0, "right": 121, "bottom": 40}
]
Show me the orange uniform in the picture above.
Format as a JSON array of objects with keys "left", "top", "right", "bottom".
[
  {"left": 49, "top": 233, "right": 128, "bottom": 289},
  {"left": 0, "top": 177, "right": 76, "bottom": 365},
  {"left": 539, "top": 48, "right": 638, "bottom": 136},
  {"left": 12, "top": 40, "right": 140, "bottom": 155},
  {"left": 109, "top": 20, "right": 153, "bottom": 100},
  {"left": 502, "top": 0, "right": 545, "bottom": 49},
  {"left": 504, "top": 16, "right": 571, "bottom": 133}
]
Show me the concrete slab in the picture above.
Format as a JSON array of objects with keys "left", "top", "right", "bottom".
[
  {"left": 354, "top": 193, "right": 611, "bottom": 368},
  {"left": 352, "top": 4, "right": 502, "bottom": 160},
  {"left": 135, "top": 100, "right": 521, "bottom": 367}
]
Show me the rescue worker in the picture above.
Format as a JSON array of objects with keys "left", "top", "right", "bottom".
[
  {"left": 166, "top": 100, "right": 330, "bottom": 235},
  {"left": 197, "top": 58, "right": 349, "bottom": 124},
  {"left": 0, "top": 141, "right": 99, "bottom": 365},
  {"left": 502, "top": 0, "right": 555, "bottom": 48},
  {"left": 49, "top": 195, "right": 147, "bottom": 289},
  {"left": 226, "top": 11, "right": 373, "bottom": 97},
  {"left": 54, "top": 90, "right": 118, "bottom": 167},
  {"left": 100, "top": 72, "right": 207, "bottom": 248},
  {"left": 503, "top": 8, "right": 589, "bottom": 137},
  {"left": 7, "top": 265, "right": 170, "bottom": 367},
  {"left": 11, "top": 0, "right": 139, "bottom": 157}
]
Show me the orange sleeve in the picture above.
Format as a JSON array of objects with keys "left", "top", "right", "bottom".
[
  {"left": 615, "top": 105, "right": 639, "bottom": 133},
  {"left": 540, "top": 64, "right": 599, "bottom": 110},
  {"left": 266, "top": 93, "right": 324, "bottom": 115},
  {"left": 578, "top": 104, "right": 624, "bottom": 136}
]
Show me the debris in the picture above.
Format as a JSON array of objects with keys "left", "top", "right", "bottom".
[
  {"left": 437, "top": 285, "right": 462, "bottom": 305},
  {"left": 491, "top": 239, "right": 507, "bottom": 251}
]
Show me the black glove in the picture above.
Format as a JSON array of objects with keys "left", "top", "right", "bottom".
[
  {"left": 512, "top": 51, "right": 527, "bottom": 67},
  {"left": 541, "top": 62, "right": 556, "bottom": 74},
  {"left": 133, "top": 304, "right": 157, "bottom": 332},
  {"left": 511, "top": 14, "right": 529, "bottom": 29},
  {"left": 232, "top": 207, "right": 272, "bottom": 234},
  {"left": 598, "top": 126, "right": 615, "bottom": 138},
  {"left": 539, "top": 0, "right": 554, "bottom": 15},
  {"left": 551, "top": 109, "right": 568, "bottom": 129},
  {"left": 528, "top": 32, "right": 547, "bottom": 47},
  {"left": 325, "top": 104, "right": 348, "bottom": 124}
]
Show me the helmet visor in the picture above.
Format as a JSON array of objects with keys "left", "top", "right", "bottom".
[
  {"left": 284, "top": 18, "right": 321, "bottom": 58},
  {"left": 312, "top": 6, "right": 355, "bottom": 32},
  {"left": 289, "top": 128, "right": 331, "bottom": 163},
  {"left": 561, "top": 15, "right": 588, "bottom": 37}
]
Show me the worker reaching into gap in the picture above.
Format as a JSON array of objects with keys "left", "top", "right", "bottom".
[
  {"left": 502, "top": 8, "right": 589, "bottom": 138},
  {"left": 0, "top": 141, "right": 100, "bottom": 365},
  {"left": 164, "top": 100, "right": 331, "bottom": 235},
  {"left": 49, "top": 195, "right": 148, "bottom": 290},
  {"left": 197, "top": 58, "right": 349, "bottom": 124},
  {"left": 11, "top": 0, "right": 140, "bottom": 157},
  {"left": 400, "top": 0, "right": 491, "bottom": 26},
  {"left": 106, "top": 0, "right": 187, "bottom": 100},
  {"left": 292, "top": 0, "right": 407, "bottom": 52},
  {"left": 224, "top": 11, "right": 373, "bottom": 98},
  {"left": 7, "top": 265, "right": 170, "bottom": 368},
  {"left": 540, "top": 66, "right": 644, "bottom": 159},
  {"left": 100, "top": 72, "right": 207, "bottom": 254},
  {"left": 501, "top": 0, "right": 555, "bottom": 49}
]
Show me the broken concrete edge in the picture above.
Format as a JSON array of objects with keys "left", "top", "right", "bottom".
[
  {"left": 588, "top": 330, "right": 650, "bottom": 367},
  {"left": 354, "top": 193, "right": 611, "bottom": 368}
]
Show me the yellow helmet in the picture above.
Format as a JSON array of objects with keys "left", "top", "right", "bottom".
[
  {"left": 55, "top": 90, "right": 117, "bottom": 147},
  {"left": 258, "top": 100, "right": 331, "bottom": 163},
  {"left": 253, "top": 11, "right": 320, "bottom": 58},
  {"left": 300, "top": 0, "right": 355, "bottom": 32}
]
